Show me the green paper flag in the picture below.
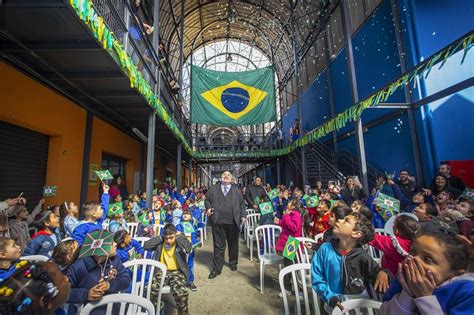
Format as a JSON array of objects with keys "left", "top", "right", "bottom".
[
  {"left": 259, "top": 202, "right": 273, "bottom": 215},
  {"left": 43, "top": 186, "right": 57, "bottom": 197},
  {"left": 108, "top": 202, "right": 123, "bottom": 217},
  {"left": 302, "top": 194, "right": 310, "bottom": 203},
  {"left": 183, "top": 221, "right": 195, "bottom": 235},
  {"left": 79, "top": 230, "right": 114, "bottom": 258},
  {"left": 459, "top": 188, "right": 474, "bottom": 201},
  {"left": 307, "top": 195, "right": 319, "bottom": 207},
  {"left": 191, "top": 65, "right": 276, "bottom": 126},
  {"left": 95, "top": 170, "right": 113, "bottom": 181},
  {"left": 282, "top": 236, "right": 300, "bottom": 261},
  {"left": 137, "top": 212, "right": 150, "bottom": 226},
  {"left": 267, "top": 189, "right": 278, "bottom": 200},
  {"left": 376, "top": 193, "right": 400, "bottom": 214},
  {"left": 254, "top": 196, "right": 261, "bottom": 205}
]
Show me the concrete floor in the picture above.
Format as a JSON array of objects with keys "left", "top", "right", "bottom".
[{"left": 187, "top": 228, "right": 285, "bottom": 315}]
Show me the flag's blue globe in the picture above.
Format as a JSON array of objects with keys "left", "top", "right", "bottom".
[
  {"left": 221, "top": 87, "right": 250, "bottom": 113},
  {"left": 288, "top": 244, "right": 295, "bottom": 252}
]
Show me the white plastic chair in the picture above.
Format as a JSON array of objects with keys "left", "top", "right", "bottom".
[
  {"left": 314, "top": 232, "right": 324, "bottom": 243},
  {"left": 128, "top": 223, "right": 139, "bottom": 238},
  {"left": 20, "top": 255, "right": 49, "bottom": 262},
  {"left": 123, "top": 258, "right": 167, "bottom": 315},
  {"left": 152, "top": 223, "right": 164, "bottom": 237},
  {"left": 244, "top": 209, "right": 256, "bottom": 241},
  {"left": 330, "top": 298, "right": 381, "bottom": 315},
  {"left": 295, "top": 237, "right": 317, "bottom": 264},
  {"left": 255, "top": 224, "right": 283, "bottom": 293},
  {"left": 134, "top": 237, "right": 154, "bottom": 259},
  {"left": 367, "top": 229, "right": 389, "bottom": 265},
  {"left": 374, "top": 228, "right": 389, "bottom": 236},
  {"left": 102, "top": 219, "right": 110, "bottom": 230},
  {"left": 246, "top": 213, "right": 261, "bottom": 260},
  {"left": 200, "top": 211, "right": 208, "bottom": 240},
  {"left": 279, "top": 263, "right": 321, "bottom": 315},
  {"left": 81, "top": 293, "right": 155, "bottom": 315}
]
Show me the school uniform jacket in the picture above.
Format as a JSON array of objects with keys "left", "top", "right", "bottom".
[
  {"left": 23, "top": 229, "right": 61, "bottom": 257},
  {"left": 311, "top": 239, "right": 383, "bottom": 303},
  {"left": 71, "top": 193, "right": 109, "bottom": 245}
]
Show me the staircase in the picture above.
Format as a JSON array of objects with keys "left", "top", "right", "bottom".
[{"left": 289, "top": 141, "right": 383, "bottom": 189}]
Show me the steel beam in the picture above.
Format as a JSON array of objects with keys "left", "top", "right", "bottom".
[{"left": 145, "top": 110, "right": 156, "bottom": 210}]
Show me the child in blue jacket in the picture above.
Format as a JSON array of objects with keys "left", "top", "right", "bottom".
[
  {"left": 176, "top": 209, "right": 201, "bottom": 291},
  {"left": 114, "top": 229, "right": 145, "bottom": 262},
  {"left": 72, "top": 184, "right": 110, "bottom": 245},
  {"left": 23, "top": 210, "right": 61, "bottom": 258}
]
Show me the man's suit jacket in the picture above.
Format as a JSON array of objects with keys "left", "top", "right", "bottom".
[{"left": 205, "top": 182, "right": 246, "bottom": 227}]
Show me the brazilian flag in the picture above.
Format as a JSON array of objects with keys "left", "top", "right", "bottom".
[
  {"left": 191, "top": 65, "right": 276, "bottom": 126},
  {"left": 282, "top": 236, "right": 300, "bottom": 261}
]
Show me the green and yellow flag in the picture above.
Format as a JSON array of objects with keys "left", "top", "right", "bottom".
[
  {"left": 191, "top": 65, "right": 276, "bottom": 126},
  {"left": 259, "top": 202, "right": 274, "bottom": 216},
  {"left": 282, "top": 236, "right": 300, "bottom": 261}
]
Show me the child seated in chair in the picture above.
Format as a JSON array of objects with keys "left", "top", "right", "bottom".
[
  {"left": 144, "top": 223, "right": 192, "bottom": 315},
  {"left": 114, "top": 229, "right": 144, "bottom": 263},
  {"left": 311, "top": 212, "right": 390, "bottom": 313}
]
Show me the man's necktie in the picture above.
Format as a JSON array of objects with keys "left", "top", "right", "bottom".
[{"left": 224, "top": 186, "right": 229, "bottom": 196}]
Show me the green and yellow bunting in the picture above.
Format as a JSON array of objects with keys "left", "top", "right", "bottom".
[
  {"left": 259, "top": 202, "right": 274, "bottom": 216},
  {"left": 282, "top": 236, "right": 300, "bottom": 261},
  {"left": 43, "top": 186, "right": 57, "bottom": 197}
]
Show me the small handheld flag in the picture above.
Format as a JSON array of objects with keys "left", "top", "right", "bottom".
[
  {"left": 307, "top": 195, "right": 319, "bottom": 207},
  {"left": 43, "top": 186, "right": 57, "bottom": 197},
  {"left": 95, "top": 170, "right": 113, "bottom": 181},
  {"left": 267, "top": 189, "right": 278, "bottom": 200},
  {"left": 282, "top": 236, "right": 300, "bottom": 261},
  {"left": 108, "top": 202, "right": 123, "bottom": 217},
  {"left": 254, "top": 196, "right": 262, "bottom": 205},
  {"left": 79, "top": 230, "right": 114, "bottom": 258},
  {"left": 459, "top": 188, "right": 474, "bottom": 201},
  {"left": 259, "top": 202, "right": 274, "bottom": 215},
  {"left": 137, "top": 212, "right": 150, "bottom": 226}
]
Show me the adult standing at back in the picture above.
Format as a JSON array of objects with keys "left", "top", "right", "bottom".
[
  {"left": 245, "top": 176, "right": 266, "bottom": 210},
  {"left": 205, "top": 171, "right": 246, "bottom": 279}
]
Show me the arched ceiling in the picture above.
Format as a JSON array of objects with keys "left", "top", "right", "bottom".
[{"left": 158, "top": 0, "right": 335, "bottom": 85}]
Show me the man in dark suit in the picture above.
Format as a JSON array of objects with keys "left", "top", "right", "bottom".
[{"left": 205, "top": 171, "right": 246, "bottom": 279}]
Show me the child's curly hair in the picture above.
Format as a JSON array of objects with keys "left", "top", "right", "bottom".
[{"left": 349, "top": 212, "right": 375, "bottom": 246}]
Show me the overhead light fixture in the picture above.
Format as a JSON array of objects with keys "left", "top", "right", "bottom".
[{"left": 132, "top": 128, "right": 148, "bottom": 143}]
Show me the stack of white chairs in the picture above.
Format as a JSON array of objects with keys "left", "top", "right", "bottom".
[
  {"left": 256, "top": 224, "right": 283, "bottom": 293},
  {"left": 246, "top": 213, "right": 261, "bottom": 261}
]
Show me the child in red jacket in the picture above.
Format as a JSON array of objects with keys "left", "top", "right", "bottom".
[{"left": 368, "top": 214, "right": 419, "bottom": 275}]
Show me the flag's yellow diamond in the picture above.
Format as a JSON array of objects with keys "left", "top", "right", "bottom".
[{"left": 200, "top": 80, "right": 268, "bottom": 120}]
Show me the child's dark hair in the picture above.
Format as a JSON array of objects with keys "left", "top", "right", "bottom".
[
  {"left": 82, "top": 201, "right": 101, "bottom": 214},
  {"left": 421, "top": 203, "right": 438, "bottom": 216},
  {"left": 349, "top": 212, "right": 375, "bottom": 246},
  {"left": 319, "top": 199, "right": 331, "bottom": 209},
  {"left": 357, "top": 205, "right": 373, "bottom": 221},
  {"left": 416, "top": 230, "right": 470, "bottom": 272},
  {"left": 332, "top": 206, "right": 352, "bottom": 220},
  {"left": 0, "top": 261, "right": 60, "bottom": 314},
  {"left": 52, "top": 239, "right": 78, "bottom": 271},
  {"left": 34, "top": 211, "right": 53, "bottom": 230},
  {"left": 394, "top": 215, "right": 420, "bottom": 240},
  {"left": 114, "top": 229, "right": 129, "bottom": 245},
  {"left": 163, "top": 223, "right": 177, "bottom": 236}
]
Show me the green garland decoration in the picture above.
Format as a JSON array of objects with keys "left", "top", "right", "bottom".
[{"left": 69, "top": 0, "right": 472, "bottom": 160}]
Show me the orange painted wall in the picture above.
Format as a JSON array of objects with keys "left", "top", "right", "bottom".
[
  {"left": 0, "top": 62, "right": 86, "bottom": 205},
  {"left": 87, "top": 117, "right": 143, "bottom": 200}
]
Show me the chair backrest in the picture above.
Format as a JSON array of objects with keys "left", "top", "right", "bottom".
[
  {"left": 123, "top": 258, "right": 166, "bottom": 314},
  {"left": 295, "top": 237, "right": 316, "bottom": 264},
  {"left": 246, "top": 209, "right": 256, "bottom": 216},
  {"left": 246, "top": 213, "right": 261, "bottom": 230},
  {"left": 330, "top": 298, "right": 381, "bottom": 315},
  {"left": 366, "top": 229, "right": 388, "bottom": 264},
  {"left": 134, "top": 237, "right": 153, "bottom": 259},
  {"left": 375, "top": 228, "right": 389, "bottom": 237},
  {"left": 279, "top": 263, "right": 320, "bottom": 315},
  {"left": 128, "top": 223, "right": 139, "bottom": 238},
  {"left": 255, "top": 225, "right": 281, "bottom": 259},
  {"left": 20, "top": 255, "right": 49, "bottom": 262},
  {"left": 314, "top": 232, "right": 324, "bottom": 243},
  {"left": 81, "top": 293, "right": 155, "bottom": 315},
  {"left": 152, "top": 223, "right": 164, "bottom": 236},
  {"left": 102, "top": 219, "right": 110, "bottom": 230},
  {"left": 201, "top": 211, "right": 208, "bottom": 225}
]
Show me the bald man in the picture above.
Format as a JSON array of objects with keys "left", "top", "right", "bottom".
[{"left": 205, "top": 171, "right": 246, "bottom": 279}]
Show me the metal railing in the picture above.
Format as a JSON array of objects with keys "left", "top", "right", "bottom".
[{"left": 90, "top": 0, "right": 192, "bottom": 144}]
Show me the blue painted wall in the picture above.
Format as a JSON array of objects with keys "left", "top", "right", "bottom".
[{"left": 279, "top": 0, "right": 473, "bottom": 187}]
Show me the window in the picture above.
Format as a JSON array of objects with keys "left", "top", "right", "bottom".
[{"left": 101, "top": 153, "right": 126, "bottom": 179}]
